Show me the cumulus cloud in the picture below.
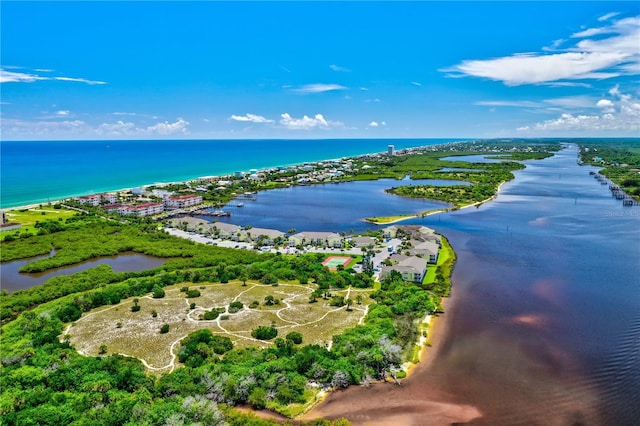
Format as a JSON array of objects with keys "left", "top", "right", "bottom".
[
  {"left": 229, "top": 113, "right": 273, "bottom": 123},
  {"left": 97, "top": 120, "right": 137, "bottom": 135},
  {"left": 517, "top": 85, "right": 640, "bottom": 134},
  {"left": 368, "top": 121, "right": 386, "bottom": 127},
  {"left": 56, "top": 110, "right": 70, "bottom": 116},
  {"left": 444, "top": 14, "right": 639, "bottom": 85},
  {"left": 329, "top": 64, "right": 351, "bottom": 72},
  {"left": 0, "top": 67, "right": 106, "bottom": 85},
  {"left": 279, "top": 113, "right": 342, "bottom": 130},
  {"left": 292, "top": 83, "right": 347, "bottom": 93},
  {"left": 146, "top": 118, "right": 189, "bottom": 135}
]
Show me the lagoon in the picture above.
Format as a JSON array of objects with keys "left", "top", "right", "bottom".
[
  {"left": 199, "top": 178, "right": 466, "bottom": 232},
  {"left": 1, "top": 252, "right": 166, "bottom": 293}
]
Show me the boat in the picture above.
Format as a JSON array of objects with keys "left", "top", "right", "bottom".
[{"left": 237, "top": 203, "right": 244, "bottom": 207}]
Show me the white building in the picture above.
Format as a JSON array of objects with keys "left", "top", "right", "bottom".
[
  {"left": 120, "top": 203, "right": 165, "bottom": 217},
  {"left": 164, "top": 195, "right": 203, "bottom": 209}
]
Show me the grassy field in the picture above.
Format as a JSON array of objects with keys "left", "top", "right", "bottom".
[
  {"left": 66, "top": 280, "right": 374, "bottom": 374},
  {"left": 423, "top": 238, "right": 454, "bottom": 284},
  {"left": 5, "top": 205, "right": 78, "bottom": 232}
]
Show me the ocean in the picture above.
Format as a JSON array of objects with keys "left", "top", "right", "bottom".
[{"left": 0, "top": 138, "right": 465, "bottom": 209}]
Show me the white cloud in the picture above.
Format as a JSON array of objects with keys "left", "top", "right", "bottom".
[
  {"left": 3, "top": 117, "right": 190, "bottom": 138},
  {"left": 478, "top": 96, "right": 597, "bottom": 110},
  {"left": 229, "top": 113, "right": 273, "bottom": 123},
  {"left": 330, "top": 64, "right": 351, "bottom": 72},
  {"left": 97, "top": 118, "right": 189, "bottom": 136},
  {"left": 359, "top": 87, "right": 369, "bottom": 91},
  {"left": 146, "top": 118, "right": 189, "bottom": 135},
  {"left": 1, "top": 117, "right": 88, "bottom": 136},
  {"left": 97, "top": 120, "right": 137, "bottom": 135},
  {"left": 599, "top": 12, "right": 620, "bottom": 22},
  {"left": 292, "top": 83, "right": 347, "bottom": 93},
  {"left": 517, "top": 86, "right": 640, "bottom": 134},
  {"left": 444, "top": 15, "right": 639, "bottom": 85},
  {"left": 0, "top": 67, "right": 106, "bottom": 85},
  {"left": 53, "top": 76, "right": 106, "bottom": 85},
  {"left": 279, "top": 113, "right": 342, "bottom": 130},
  {"left": 476, "top": 100, "right": 542, "bottom": 108},
  {"left": 369, "top": 121, "right": 379, "bottom": 127},
  {"left": 597, "top": 99, "right": 615, "bottom": 111},
  {"left": 56, "top": 110, "right": 70, "bottom": 116},
  {"left": 411, "top": 81, "right": 422, "bottom": 86}
]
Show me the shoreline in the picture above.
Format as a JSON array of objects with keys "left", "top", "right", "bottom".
[
  {"left": 2, "top": 139, "right": 470, "bottom": 211},
  {"left": 365, "top": 181, "right": 507, "bottom": 226}
]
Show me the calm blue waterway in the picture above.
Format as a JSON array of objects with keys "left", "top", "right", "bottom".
[
  {"left": 204, "top": 177, "right": 465, "bottom": 232},
  {"left": 0, "top": 138, "right": 465, "bottom": 208}
]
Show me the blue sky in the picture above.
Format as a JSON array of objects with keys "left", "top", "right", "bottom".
[{"left": 1, "top": 1, "right": 639, "bottom": 140}]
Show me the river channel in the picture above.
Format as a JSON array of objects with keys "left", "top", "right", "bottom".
[{"left": 302, "top": 144, "right": 640, "bottom": 425}]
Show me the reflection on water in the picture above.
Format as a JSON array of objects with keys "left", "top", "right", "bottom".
[
  {"left": 303, "top": 145, "right": 640, "bottom": 425},
  {"left": 1, "top": 253, "right": 166, "bottom": 293}
]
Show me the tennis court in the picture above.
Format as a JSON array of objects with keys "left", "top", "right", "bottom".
[{"left": 322, "top": 256, "right": 352, "bottom": 270}]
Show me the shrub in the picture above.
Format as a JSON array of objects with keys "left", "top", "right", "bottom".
[
  {"left": 251, "top": 325, "right": 278, "bottom": 340},
  {"left": 203, "top": 310, "right": 219, "bottom": 320},
  {"left": 160, "top": 324, "right": 170, "bottom": 334},
  {"left": 152, "top": 286, "right": 165, "bottom": 298},
  {"left": 249, "top": 300, "right": 259, "bottom": 309},
  {"left": 186, "top": 289, "right": 201, "bottom": 298},
  {"left": 285, "top": 331, "right": 303, "bottom": 345},
  {"left": 131, "top": 305, "right": 141, "bottom": 312},
  {"left": 228, "top": 301, "right": 243, "bottom": 313}
]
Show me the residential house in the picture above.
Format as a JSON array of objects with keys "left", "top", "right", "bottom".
[
  {"left": 407, "top": 240, "right": 440, "bottom": 263},
  {"left": 383, "top": 225, "right": 399, "bottom": 239},
  {"left": 209, "top": 222, "right": 242, "bottom": 240},
  {"left": 241, "top": 227, "right": 285, "bottom": 245},
  {"left": 152, "top": 189, "right": 174, "bottom": 199},
  {"left": 168, "top": 217, "right": 209, "bottom": 232},
  {"left": 164, "top": 195, "right": 203, "bottom": 209},
  {"left": 380, "top": 255, "right": 428, "bottom": 283},
  {"left": 120, "top": 203, "right": 164, "bottom": 217},
  {"left": 351, "top": 236, "right": 376, "bottom": 248},
  {"left": 289, "top": 231, "right": 343, "bottom": 248},
  {"left": 76, "top": 193, "right": 118, "bottom": 206}
]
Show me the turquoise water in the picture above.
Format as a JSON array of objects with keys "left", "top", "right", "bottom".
[{"left": 0, "top": 138, "right": 464, "bottom": 208}]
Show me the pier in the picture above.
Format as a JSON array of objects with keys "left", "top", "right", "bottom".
[
  {"left": 592, "top": 172, "right": 640, "bottom": 207},
  {"left": 190, "top": 209, "right": 231, "bottom": 217}
]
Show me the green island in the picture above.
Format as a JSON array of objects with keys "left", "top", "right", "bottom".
[{"left": 4, "top": 139, "right": 636, "bottom": 426}]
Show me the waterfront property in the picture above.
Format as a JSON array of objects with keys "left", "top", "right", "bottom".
[
  {"left": 76, "top": 193, "right": 118, "bottom": 206},
  {"left": 406, "top": 240, "right": 440, "bottom": 263},
  {"left": 289, "top": 231, "right": 343, "bottom": 248},
  {"left": 164, "top": 194, "right": 203, "bottom": 209},
  {"left": 119, "top": 202, "right": 165, "bottom": 217},
  {"left": 380, "top": 254, "right": 428, "bottom": 283}
]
